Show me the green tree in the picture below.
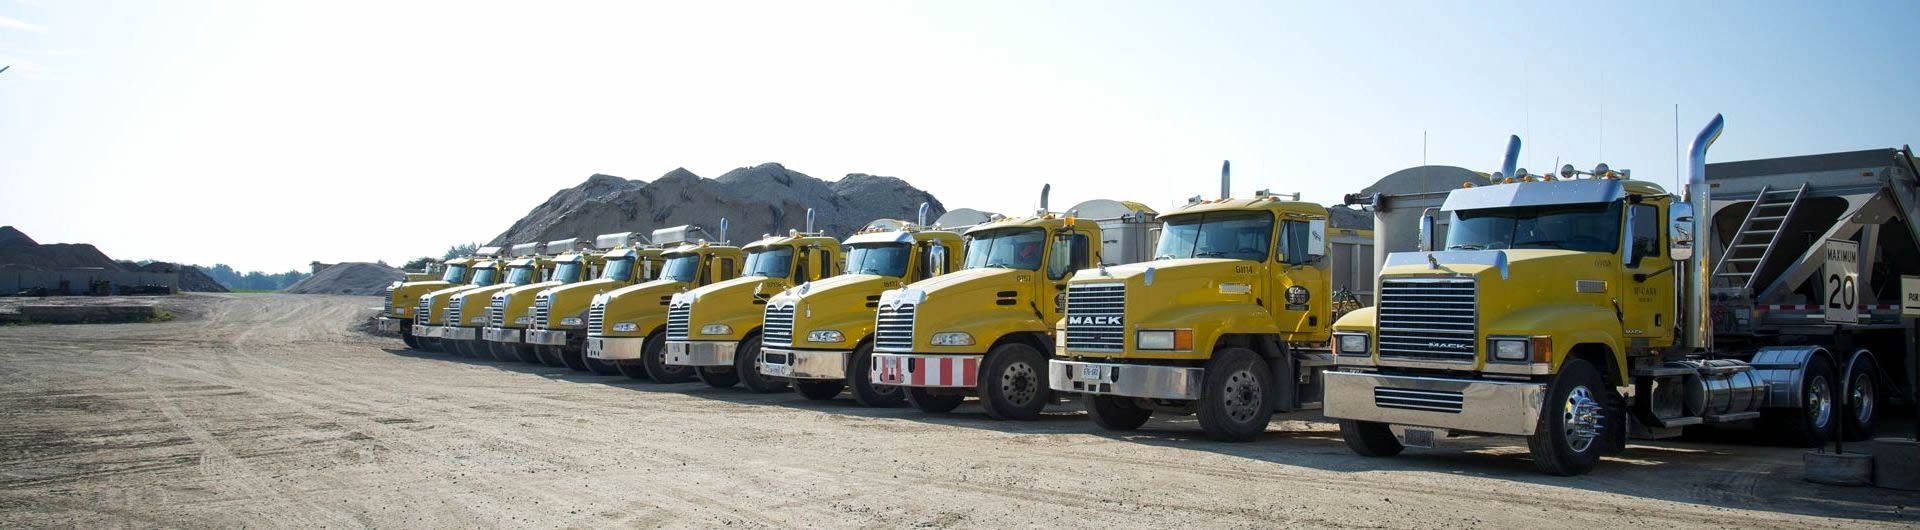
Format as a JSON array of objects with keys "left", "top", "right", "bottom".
[
  {"left": 442, "top": 243, "right": 479, "bottom": 261},
  {"left": 402, "top": 256, "right": 439, "bottom": 271}
]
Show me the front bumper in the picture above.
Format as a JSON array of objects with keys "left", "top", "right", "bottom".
[
  {"left": 1322, "top": 371, "right": 1547, "bottom": 436},
  {"left": 760, "top": 347, "right": 848, "bottom": 379},
  {"left": 586, "top": 336, "right": 646, "bottom": 361},
  {"left": 376, "top": 317, "right": 405, "bottom": 333},
  {"left": 665, "top": 340, "right": 737, "bottom": 366},
  {"left": 525, "top": 329, "right": 572, "bottom": 346},
  {"left": 481, "top": 327, "right": 523, "bottom": 343},
  {"left": 870, "top": 353, "right": 978, "bottom": 388},
  {"left": 412, "top": 324, "right": 446, "bottom": 338},
  {"left": 443, "top": 326, "right": 478, "bottom": 341},
  {"left": 1047, "top": 359, "right": 1202, "bottom": 400}
]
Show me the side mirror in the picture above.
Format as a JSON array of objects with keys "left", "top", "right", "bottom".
[
  {"left": 1669, "top": 202, "right": 1695, "bottom": 261},
  {"left": 1622, "top": 206, "right": 1639, "bottom": 266},
  {"left": 1306, "top": 219, "right": 1327, "bottom": 258},
  {"left": 928, "top": 245, "right": 948, "bottom": 275},
  {"left": 1418, "top": 209, "right": 1438, "bottom": 251}
]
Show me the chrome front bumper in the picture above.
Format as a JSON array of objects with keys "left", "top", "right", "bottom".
[
  {"left": 412, "top": 324, "right": 445, "bottom": 338},
  {"left": 760, "top": 347, "right": 848, "bottom": 379},
  {"left": 376, "top": 317, "right": 405, "bottom": 333},
  {"left": 1322, "top": 371, "right": 1547, "bottom": 436},
  {"left": 524, "top": 329, "right": 571, "bottom": 346},
  {"left": 870, "top": 353, "right": 978, "bottom": 388},
  {"left": 443, "top": 326, "right": 478, "bottom": 341},
  {"left": 481, "top": 327, "right": 523, "bottom": 343},
  {"left": 586, "top": 336, "right": 646, "bottom": 360},
  {"left": 665, "top": 340, "right": 737, "bottom": 366},
  {"left": 1047, "top": 359, "right": 1203, "bottom": 401}
]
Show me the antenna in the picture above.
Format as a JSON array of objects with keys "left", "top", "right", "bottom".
[{"left": 1674, "top": 103, "right": 1681, "bottom": 192}]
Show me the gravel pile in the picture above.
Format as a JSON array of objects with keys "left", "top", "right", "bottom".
[
  {"left": 0, "top": 226, "right": 122, "bottom": 271},
  {"left": 284, "top": 262, "right": 406, "bottom": 296}
]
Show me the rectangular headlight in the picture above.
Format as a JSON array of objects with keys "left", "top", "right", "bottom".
[
  {"left": 1491, "top": 338, "right": 1528, "bottom": 361},
  {"left": 1134, "top": 329, "right": 1191, "bottom": 351},
  {"left": 1335, "top": 333, "right": 1369, "bottom": 356}
]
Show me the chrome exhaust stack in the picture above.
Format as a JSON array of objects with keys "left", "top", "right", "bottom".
[
  {"left": 805, "top": 208, "right": 816, "bottom": 234},
  {"left": 1039, "top": 184, "right": 1051, "bottom": 214},
  {"left": 1499, "top": 135, "right": 1521, "bottom": 179},
  {"left": 1220, "top": 160, "right": 1231, "bottom": 200},
  {"left": 916, "top": 202, "right": 930, "bottom": 226},
  {"left": 718, "top": 218, "right": 730, "bottom": 244},
  {"left": 1683, "top": 114, "right": 1725, "bottom": 351}
]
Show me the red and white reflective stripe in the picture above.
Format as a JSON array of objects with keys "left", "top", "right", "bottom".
[
  {"left": 1756, "top": 304, "right": 1895, "bottom": 312},
  {"left": 871, "top": 354, "right": 979, "bottom": 388}
]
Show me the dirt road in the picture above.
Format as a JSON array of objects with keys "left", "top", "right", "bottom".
[{"left": 0, "top": 294, "right": 1910, "bottom": 527}]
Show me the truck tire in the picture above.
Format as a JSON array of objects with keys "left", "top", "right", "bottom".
[
  {"left": 1764, "top": 359, "right": 1838, "bottom": 447},
  {"left": 696, "top": 367, "right": 739, "bottom": 388},
  {"left": 1527, "top": 359, "right": 1608, "bottom": 476},
  {"left": 1842, "top": 357, "right": 1879, "bottom": 442},
  {"left": 1339, "top": 420, "right": 1404, "bottom": 457},
  {"left": 486, "top": 341, "right": 512, "bottom": 362},
  {"left": 512, "top": 344, "right": 542, "bottom": 364},
  {"left": 560, "top": 345, "right": 590, "bottom": 371},
  {"left": 979, "top": 343, "right": 1049, "bottom": 420},
  {"left": 615, "top": 361, "right": 650, "bottom": 380},
  {"left": 536, "top": 345, "right": 566, "bottom": 367},
  {"left": 849, "top": 343, "right": 904, "bottom": 407},
  {"left": 583, "top": 355, "right": 620, "bottom": 376},
  {"left": 401, "top": 329, "right": 421, "bottom": 350},
  {"left": 1196, "top": 347, "right": 1274, "bottom": 442},
  {"left": 733, "top": 336, "right": 789, "bottom": 393},
  {"left": 794, "top": 380, "right": 845, "bottom": 400},
  {"left": 907, "top": 388, "right": 963, "bottom": 413},
  {"left": 1086, "top": 395, "right": 1151, "bottom": 431},
  {"left": 641, "top": 333, "right": 693, "bottom": 383}
]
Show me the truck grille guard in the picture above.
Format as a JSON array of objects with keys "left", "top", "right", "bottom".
[
  {"left": 1375, "top": 278, "right": 1478, "bottom": 362},
  {"left": 1063, "top": 283, "right": 1125, "bottom": 352}
]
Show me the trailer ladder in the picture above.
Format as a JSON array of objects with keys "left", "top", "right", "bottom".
[{"left": 1712, "top": 183, "right": 1808, "bottom": 291}]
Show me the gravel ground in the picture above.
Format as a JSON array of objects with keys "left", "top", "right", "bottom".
[{"left": 0, "top": 293, "right": 1911, "bottom": 528}]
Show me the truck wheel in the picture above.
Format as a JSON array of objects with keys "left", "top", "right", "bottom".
[
  {"left": 559, "top": 345, "right": 590, "bottom": 371},
  {"left": 795, "top": 380, "right": 845, "bottom": 400},
  {"left": 696, "top": 367, "right": 739, "bottom": 388},
  {"left": 1086, "top": 395, "right": 1152, "bottom": 431},
  {"left": 1339, "top": 420, "right": 1404, "bottom": 457},
  {"left": 490, "top": 342, "right": 518, "bottom": 363},
  {"left": 1842, "top": 357, "right": 1879, "bottom": 442},
  {"left": 536, "top": 345, "right": 566, "bottom": 367},
  {"left": 907, "top": 388, "right": 964, "bottom": 413},
  {"left": 451, "top": 340, "right": 473, "bottom": 357},
  {"left": 401, "top": 329, "right": 421, "bottom": 350},
  {"left": 641, "top": 333, "right": 693, "bottom": 383},
  {"left": 583, "top": 355, "right": 620, "bottom": 376},
  {"left": 513, "top": 344, "right": 542, "bottom": 364},
  {"left": 1763, "top": 358, "right": 1838, "bottom": 447},
  {"left": 1527, "top": 359, "right": 1607, "bottom": 476},
  {"left": 615, "top": 361, "right": 649, "bottom": 380},
  {"left": 734, "top": 336, "right": 789, "bottom": 393},
  {"left": 1197, "top": 347, "right": 1274, "bottom": 442},
  {"left": 979, "top": 343, "right": 1049, "bottom": 420},
  {"left": 849, "top": 343, "right": 904, "bottom": 407}
]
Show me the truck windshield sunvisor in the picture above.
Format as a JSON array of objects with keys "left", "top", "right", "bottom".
[
  {"left": 553, "top": 262, "right": 585, "bottom": 283},
  {"left": 600, "top": 258, "right": 635, "bottom": 282},
  {"left": 846, "top": 243, "right": 911, "bottom": 277},
  {"left": 505, "top": 267, "right": 537, "bottom": 285},
  {"left": 660, "top": 255, "right": 700, "bottom": 282},
  {"left": 1447, "top": 201, "right": 1623, "bottom": 253},
  {"left": 471, "top": 268, "right": 499, "bottom": 286},
  {"left": 964, "top": 229, "right": 1045, "bottom": 271},
  {"left": 744, "top": 247, "right": 795, "bottom": 278},
  {"left": 440, "top": 265, "right": 468, "bottom": 283},
  {"left": 1154, "top": 211, "right": 1273, "bottom": 261}
]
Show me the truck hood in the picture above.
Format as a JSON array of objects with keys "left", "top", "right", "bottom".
[
  {"left": 605, "top": 278, "right": 691, "bottom": 303},
  {"left": 454, "top": 283, "right": 519, "bottom": 307},
  {"left": 1379, "top": 249, "right": 1622, "bottom": 350},
  {"left": 684, "top": 274, "right": 784, "bottom": 301},
  {"left": 543, "top": 277, "right": 622, "bottom": 299},
  {"left": 1072, "top": 258, "right": 1249, "bottom": 283},
  {"left": 903, "top": 267, "right": 1023, "bottom": 299},
  {"left": 772, "top": 273, "right": 900, "bottom": 303},
  {"left": 499, "top": 280, "right": 562, "bottom": 300}
]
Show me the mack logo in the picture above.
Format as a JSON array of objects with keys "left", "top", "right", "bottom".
[
  {"left": 1426, "top": 341, "right": 1472, "bottom": 351},
  {"left": 1068, "top": 315, "right": 1123, "bottom": 326}
]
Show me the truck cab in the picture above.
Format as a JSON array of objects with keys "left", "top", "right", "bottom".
[
  {"left": 585, "top": 225, "right": 743, "bottom": 382},
  {"left": 442, "top": 243, "right": 557, "bottom": 358},
  {"left": 759, "top": 206, "right": 964, "bottom": 405},
  {"left": 871, "top": 191, "right": 1158, "bottom": 420},
  {"left": 379, "top": 255, "right": 479, "bottom": 349},
  {"left": 666, "top": 215, "right": 843, "bottom": 393},
  {"left": 523, "top": 236, "right": 662, "bottom": 372},
  {"left": 486, "top": 233, "right": 661, "bottom": 367},
  {"left": 412, "top": 251, "right": 507, "bottom": 352}
]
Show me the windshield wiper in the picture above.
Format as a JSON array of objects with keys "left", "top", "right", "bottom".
[
  {"left": 1448, "top": 244, "right": 1485, "bottom": 251},
  {"left": 1193, "top": 251, "right": 1229, "bottom": 258},
  {"left": 1513, "top": 240, "right": 1571, "bottom": 249}
]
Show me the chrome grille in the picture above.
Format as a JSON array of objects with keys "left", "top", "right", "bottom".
[
  {"left": 446, "top": 298, "right": 464, "bottom": 327},
  {"left": 666, "top": 302, "right": 691, "bottom": 340},
  {"left": 414, "top": 297, "right": 431, "bottom": 325},
  {"left": 532, "top": 294, "right": 551, "bottom": 330},
  {"left": 762, "top": 303, "right": 795, "bottom": 347},
  {"left": 1374, "top": 387, "right": 1464, "bottom": 413},
  {"left": 873, "top": 302, "right": 915, "bottom": 351},
  {"left": 586, "top": 301, "right": 607, "bottom": 338},
  {"left": 1376, "top": 279, "right": 1477, "bottom": 362},
  {"left": 383, "top": 286, "right": 395, "bottom": 315},
  {"left": 489, "top": 296, "right": 508, "bottom": 327},
  {"left": 1064, "top": 283, "right": 1125, "bottom": 352}
]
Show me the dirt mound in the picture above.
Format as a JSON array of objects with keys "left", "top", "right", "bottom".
[
  {"left": 284, "top": 262, "right": 405, "bottom": 296},
  {"left": 488, "top": 164, "right": 945, "bottom": 246},
  {"left": 133, "top": 262, "right": 230, "bottom": 293},
  {"left": 0, "top": 226, "right": 36, "bottom": 248},
  {"left": 0, "top": 227, "right": 121, "bottom": 271}
]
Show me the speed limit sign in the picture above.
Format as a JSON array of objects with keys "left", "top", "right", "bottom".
[{"left": 1823, "top": 240, "right": 1860, "bottom": 324}]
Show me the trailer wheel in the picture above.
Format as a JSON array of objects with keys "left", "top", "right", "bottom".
[
  {"left": 1842, "top": 357, "right": 1880, "bottom": 442},
  {"left": 849, "top": 343, "right": 905, "bottom": 407},
  {"left": 512, "top": 344, "right": 542, "bottom": 364},
  {"left": 1764, "top": 358, "right": 1837, "bottom": 447},
  {"left": 907, "top": 388, "right": 964, "bottom": 413},
  {"left": 696, "top": 367, "right": 739, "bottom": 388},
  {"left": 641, "top": 333, "right": 693, "bottom": 383},
  {"left": 734, "top": 336, "right": 789, "bottom": 393},
  {"left": 979, "top": 343, "right": 1050, "bottom": 420},
  {"left": 1527, "top": 359, "right": 1607, "bottom": 476},
  {"left": 1197, "top": 347, "right": 1274, "bottom": 442},
  {"left": 1339, "top": 420, "right": 1404, "bottom": 457},
  {"left": 794, "top": 380, "right": 845, "bottom": 400},
  {"left": 1086, "top": 395, "right": 1152, "bottom": 431}
]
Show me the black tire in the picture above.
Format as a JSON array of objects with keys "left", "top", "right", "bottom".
[
  {"left": 907, "top": 388, "right": 964, "bottom": 413},
  {"left": 1339, "top": 420, "right": 1404, "bottom": 457},
  {"left": 490, "top": 341, "right": 518, "bottom": 363},
  {"left": 447, "top": 340, "right": 468, "bottom": 357},
  {"left": 696, "top": 367, "right": 740, "bottom": 388},
  {"left": 512, "top": 343, "right": 542, "bottom": 364},
  {"left": 583, "top": 355, "right": 621, "bottom": 376},
  {"left": 1841, "top": 356, "right": 1880, "bottom": 442},
  {"left": 849, "top": 343, "right": 905, "bottom": 407},
  {"left": 734, "top": 335, "right": 789, "bottom": 393},
  {"left": 1196, "top": 347, "right": 1274, "bottom": 442},
  {"left": 978, "top": 343, "right": 1049, "bottom": 421},
  {"left": 641, "top": 333, "right": 693, "bottom": 383},
  {"left": 401, "top": 330, "right": 421, "bottom": 350},
  {"left": 794, "top": 380, "right": 846, "bottom": 400},
  {"left": 615, "top": 361, "right": 651, "bottom": 380},
  {"left": 559, "top": 344, "right": 590, "bottom": 371},
  {"left": 421, "top": 338, "right": 441, "bottom": 353},
  {"left": 1086, "top": 395, "right": 1152, "bottom": 431},
  {"left": 1763, "top": 358, "right": 1839, "bottom": 447},
  {"left": 536, "top": 345, "right": 567, "bottom": 367},
  {"left": 1527, "top": 359, "right": 1609, "bottom": 476}
]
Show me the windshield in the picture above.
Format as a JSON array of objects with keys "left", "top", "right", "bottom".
[
  {"left": 600, "top": 258, "right": 635, "bottom": 282},
  {"left": 1447, "top": 201, "right": 1623, "bottom": 252},
  {"left": 846, "top": 243, "right": 911, "bottom": 277},
  {"left": 743, "top": 247, "right": 795, "bottom": 278},
  {"left": 505, "top": 266, "right": 537, "bottom": 285},
  {"left": 661, "top": 254, "right": 700, "bottom": 282},
  {"left": 1155, "top": 211, "right": 1274, "bottom": 261},
  {"left": 964, "top": 228, "right": 1045, "bottom": 271},
  {"left": 553, "top": 262, "right": 584, "bottom": 283},
  {"left": 471, "top": 268, "right": 499, "bottom": 286},
  {"left": 439, "top": 264, "right": 468, "bottom": 282}
]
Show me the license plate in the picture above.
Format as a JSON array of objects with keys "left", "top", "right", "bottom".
[
  {"left": 1077, "top": 364, "right": 1103, "bottom": 382},
  {"left": 763, "top": 363, "right": 792, "bottom": 377},
  {"left": 585, "top": 339, "right": 605, "bottom": 359},
  {"left": 1402, "top": 428, "right": 1436, "bottom": 448}
]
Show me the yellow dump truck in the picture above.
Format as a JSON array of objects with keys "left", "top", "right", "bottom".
[
  {"left": 666, "top": 210, "right": 843, "bottom": 392},
  {"left": 440, "top": 242, "right": 558, "bottom": 358},
  {"left": 522, "top": 234, "right": 666, "bottom": 373},
  {"left": 586, "top": 223, "right": 742, "bottom": 382},
  {"left": 486, "top": 233, "right": 654, "bottom": 364},
  {"left": 378, "top": 256, "right": 480, "bottom": 349},
  {"left": 870, "top": 187, "right": 1160, "bottom": 419},
  {"left": 410, "top": 248, "right": 507, "bottom": 352},
  {"left": 759, "top": 205, "right": 964, "bottom": 404}
]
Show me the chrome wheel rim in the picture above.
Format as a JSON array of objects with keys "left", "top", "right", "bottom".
[
  {"left": 1001, "top": 361, "right": 1037, "bottom": 405},
  {"left": 1808, "top": 375, "right": 1833, "bottom": 429},
  {"left": 1562, "top": 385, "right": 1603, "bottom": 453},
  {"left": 1850, "top": 373, "right": 1874, "bottom": 425},
  {"left": 1222, "top": 369, "right": 1261, "bottom": 423}
]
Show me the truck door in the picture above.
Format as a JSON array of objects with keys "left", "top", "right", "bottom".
[
  {"left": 1620, "top": 201, "right": 1675, "bottom": 344},
  {"left": 1042, "top": 229, "right": 1093, "bottom": 322},
  {"left": 1270, "top": 218, "right": 1331, "bottom": 341}
]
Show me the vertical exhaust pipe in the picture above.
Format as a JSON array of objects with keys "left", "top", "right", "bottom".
[
  {"left": 917, "top": 202, "right": 930, "bottom": 226},
  {"left": 805, "top": 208, "right": 816, "bottom": 233},
  {"left": 1683, "top": 114, "right": 1725, "bottom": 350},
  {"left": 1039, "top": 184, "right": 1051, "bottom": 213},
  {"left": 1500, "top": 136, "right": 1522, "bottom": 179},
  {"left": 1220, "top": 160, "right": 1231, "bottom": 200},
  {"left": 719, "top": 218, "right": 730, "bottom": 243}
]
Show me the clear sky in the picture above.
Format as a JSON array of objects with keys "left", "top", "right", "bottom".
[{"left": 3, "top": 1, "right": 1916, "bottom": 272}]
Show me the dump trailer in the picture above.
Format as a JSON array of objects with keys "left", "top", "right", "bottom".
[
  {"left": 586, "top": 223, "right": 744, "bottom": 382},
  {"left": 378, "top": 257, "right": 479, "bottom": 349},
  {"left": 411, "top": 248, "right": 507, "bottom": 352},
  {"left": 665, "top": 210, "right": 844, "bottom": 393},
  {"left": 759, "top": 205, "right": 965, "bottom": 405},
  {"left": 1325, "top": 116, "right": 1916, "bottom": 475},
  {"left": 1048, "top": 162, "right": 1388, "bottom": 440},
  {"left": 523, "top": 235, "right": 664, "bottom": 373},
  {"left": 869, "top": 186, "right": 1160, "bottom": 420},
  {"left": 490, "top": 232, "right": 658, "bottom": 364},
  {"left": 440, "top": 242, "right": 558, "bottom": 358}
]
